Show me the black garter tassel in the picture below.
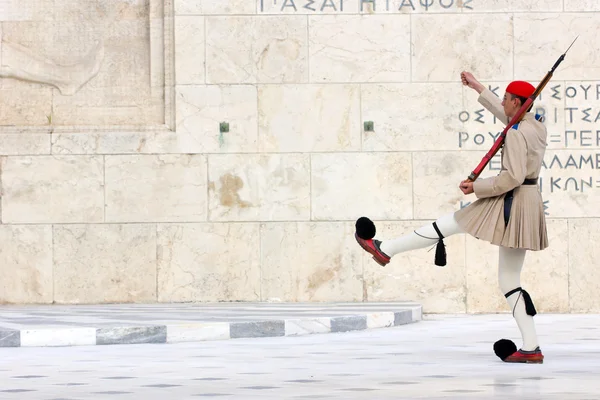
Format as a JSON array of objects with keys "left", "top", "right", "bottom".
[
  {"left": 505, "top": 287, "right": 537, "bottom": 317},
  {"left": 432, "top": 222, "right": 446, "bottom": 267},
  {"left": 520, "top": 289, "right": 537, "bottom": 317}
]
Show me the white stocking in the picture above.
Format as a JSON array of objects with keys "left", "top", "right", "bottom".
[
  {"left": 379, "top": 212, "right": 465, "bottom": 257},
  {"left": 498, "top": 246, "right": 539, "bottom": 351}
]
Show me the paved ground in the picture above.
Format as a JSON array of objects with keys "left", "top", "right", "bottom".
[
  {"left": 2, "top": 313, "right": 600, "bottom": 400},
  {"left": 0, "top": 302, "right": 421, "bottom": 347}
]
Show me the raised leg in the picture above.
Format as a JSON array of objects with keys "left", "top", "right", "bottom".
[
  {"left": 354, "top": 212, "right": 464, "bottom": 267},
  {"left": 379, "top": 212, "right": 465, "bottom": 257}
]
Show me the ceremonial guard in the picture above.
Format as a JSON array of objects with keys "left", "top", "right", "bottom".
[{"left": 355, "top": 73, "right": 548, "bottom": 364}]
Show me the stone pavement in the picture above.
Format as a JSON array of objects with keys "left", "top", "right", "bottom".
[
  {"left": 0, "top": 302, "right": 421, "bottom": 347},
  {"left": 2, "top": 313, "right": 600, "bottom": 399}
]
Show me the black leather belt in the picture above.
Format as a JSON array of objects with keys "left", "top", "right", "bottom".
[{"left": 504, "top": 178, "right": 538, "bottom": 226}]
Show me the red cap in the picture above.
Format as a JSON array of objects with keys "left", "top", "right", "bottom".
[{"left": 506, "top": 81, "right": 535, "bottom": 98}]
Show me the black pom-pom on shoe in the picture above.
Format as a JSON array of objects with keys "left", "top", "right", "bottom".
[
  {"left": 355, "top": 217, "right": 376, "bottom": 240},
  {"left": 493, "top": 339, "right": 517, "bottom": 361}
]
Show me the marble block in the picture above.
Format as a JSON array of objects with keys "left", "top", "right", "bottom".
[
  {"left": 0, "top": 0, "right": 55, "bottom": 21},
  {"left": 51, "top": 131, "right": 182, "bottom": 155},
  {"left": 97, "top": 326, "right": 167, "bottom": 345},
  {"left": 285, "top": 318, "right": 331, "bottom": 336},
  {"left": 412, "top": 151, "right": 487, "bottom": 220},
  {"left": 260, "top": 222, "right": 364, "bottom": 302},
  {"left": 331, "top": 316, "right": 367, "bottom": 332},
  {"left": 175, "top": 16, "right": 205, "bottom": 84},
  {"left": 514, "top": 14, "right": 600, "bottom": 81},
  {"left": 465, "top": 219, "right": 569, "bottom": 313},
  {"left": 362, "top": 83, "right": 463, "bottom": 151},
  {"left": 311, "top": 153, "right": 413, "bottom": 220},
  {"left": 157, "top": 223, "right": 261, "bottom": 302},
  {"left": 208, "top": 154, "right": 310, "bottom": 221},
  {"left": 0, "top": 86, "right": 53, "bottom": 126},
  {"left": 412, "top": 14, "right": 513, "bottom": 82},
  {"left": 1, "top": 156, "right": 104, "bottom": 223},
  {"left": 0, "top": 330, "right": 20, "bottom": 347},
  {"left": 104, "top": 154, "right": 208, "bottom": 222},
  {"left": 0, "top": 134, "right": 50, "bottom": 155},
  {"left": 0, "top": 225, "right": 53, "bottom": 304},
  {"left": 230, "top": 320, "right": 285, "bottom": 338},
  {"left": 258, "top": 85, "right": 360, "bottom": 152},
  {"left": 167, "top": 323, "right": 230, "bottom": 343},
  {"left": 394, "top": 310, "right": 413, "bottom": 325},
  {"left": 537, "top": 150, "right": 600, "bottom": 219},
  {"left": 564, "top": 0, "right": 600, "bottom": 11},
  {"left": 364, "top": 221, "right": 467, "bottom": 314},
  {"left": 2, "top": 12, "right": 165, "bottom": 127},
  {"left": 20, "top": 328, "right": 96, "bottom": 347},
  {"left": 569, "top": 219, "right": 600, "bottom": 312},
  {"left": 367, "top": 312, "right": 395, "bottom": 328},
  {"left": 308, "top": 15, "right": 410, "bottom": 82},
  {"left": 51, "top": 87, "right": 165, "bottom": 127},
  {"left": 176, "top": 85, "right": 258, "bottom": 153},
  {"left": 206, "top": 16, "right": 308, "bottom": 83},
  {"left": 463, "top": 0, "right": 562, "bottom": 12},
  {"left": 176, "top": 0, "right": 256, "bottom": 15},
  {"left": 53, "top": 224, "right": 157, "bottom": 304}
]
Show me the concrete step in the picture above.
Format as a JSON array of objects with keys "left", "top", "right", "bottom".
[{"left": 0, "top": 302, "right": 422, "bottom": 348}]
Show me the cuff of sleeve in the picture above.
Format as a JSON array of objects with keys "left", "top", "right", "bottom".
[{"left": 473, "top": 179, "right": 493, "bottom": 199}]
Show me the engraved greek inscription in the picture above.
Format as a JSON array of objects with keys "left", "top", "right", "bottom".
[
  {"left": 304, "top": 0, "right": 317, "bottom": 11},
  {"left": 420, "top": 0, "right": 434, "bottom": 10},
  {"left": 281, "top": 0, "right": 298, "bottom": 10},
  {"left": 399, "top": 0, "right": 415, "bottom": 10}
]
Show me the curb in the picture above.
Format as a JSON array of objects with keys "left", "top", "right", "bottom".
[{"left": 0, "top": 307, "right": 421, "bottom": 348}]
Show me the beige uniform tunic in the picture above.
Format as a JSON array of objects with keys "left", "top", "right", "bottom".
[{"left": 454, "top": 88, "right": 549, "bottom": 251}]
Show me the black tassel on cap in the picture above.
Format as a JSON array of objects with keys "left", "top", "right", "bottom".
[{"left": 432, "top": 222, "right": 446, "bottom": 267}]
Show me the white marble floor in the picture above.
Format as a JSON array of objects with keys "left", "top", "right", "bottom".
[{"left": 1, "top": 313, "right": 600, "bottom": 400}]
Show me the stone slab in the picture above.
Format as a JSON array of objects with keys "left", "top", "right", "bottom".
[
  {"left": 230, "top": 320, "right": 286, "bottom": 339},
  {"left": 0, "top": 302, "right": 422, "bottom": 348},
  {"left": 331, "top": 316, "right": 367, "bottom": 333},
  {"left": 96, "top": 326, "right": 168, "bottom": 345},
  {"left": 0, "top": 329, "right": 20, "bottom": 347}
]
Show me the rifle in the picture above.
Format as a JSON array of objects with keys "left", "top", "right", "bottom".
[{"left": 466, "top": 36, "right": 579, "bottom": 182}]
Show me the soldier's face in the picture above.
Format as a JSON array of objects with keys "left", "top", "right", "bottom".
[{"left": 501, "top": 92, "right": 518, "bottom": 117}]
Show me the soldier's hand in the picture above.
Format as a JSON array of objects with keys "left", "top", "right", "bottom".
[
  {"left": 460, "top": 71, "right": 484, "bottom": 94},
  {"left": 459, "top": 180, "right": 474, "bottom": 195}
]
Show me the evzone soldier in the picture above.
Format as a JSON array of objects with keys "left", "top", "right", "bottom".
[{"left": 355, "top": 71, "right": 548, "bottom": 364}]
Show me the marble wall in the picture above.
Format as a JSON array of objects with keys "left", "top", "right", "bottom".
[{"left": 1, "top": 0, "right": 599, "bottom": 313}]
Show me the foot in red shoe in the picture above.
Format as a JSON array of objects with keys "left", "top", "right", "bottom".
[
  {"left": 503, "top": 347, "right": 544, "bottom": 364},
  {"left": 354, "top": 233, "right": 391, "bottom": 266}
]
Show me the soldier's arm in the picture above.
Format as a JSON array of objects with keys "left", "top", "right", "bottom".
[
  {"left": 461, "top": 71, "right": 509, "bottom": 125},
  {"left": 478, "top": 88, "right": 510, "bottom": 126}
]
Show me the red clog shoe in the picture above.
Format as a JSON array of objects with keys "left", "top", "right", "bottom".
[
  {"left": 354, "top": 233, "right": 390, "bottom": 266},
  {"left": 504, "top": 347, "right": 544, "bottom": 364}
]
